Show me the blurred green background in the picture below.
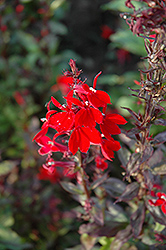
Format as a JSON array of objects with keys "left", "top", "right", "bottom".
[{"left": 0, "top": 0, "right": 146, "bottom": 249}]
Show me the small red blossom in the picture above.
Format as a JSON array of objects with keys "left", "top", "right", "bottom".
[
  {"left": 51, "top": 76, "right": 74, "bottom": 95},
  {"left": 16, "top": 4, "right": 24, "bottom": 13},
  {"left": 0, "top": 25, "right": 7, "bottom": 32},
  {"left": 100, "top": 25, "right": 114, "bottom": 39},
  {"left": 13, "top": 91, "right": 25, "bottom": 106},
  {"left": 37, "top": 166, "right": 61, "bottom": 183},
  {"left": 117, "top": 48, "right": 131, "bottom": 65},
  {"left": 35, "top": 135, "right": 67, "bottom": 155},
  {"left": 149, "top": 192, "right": 166, "bottom": 214},
  {"left": 41, "top": 29, "right": 49, "bottom": 37},
  {"left": 37, "top": 8, "right": 46, "bottom": 14},
  {"left": 95, "top": 156, "right": 108, "bottom": 170}
]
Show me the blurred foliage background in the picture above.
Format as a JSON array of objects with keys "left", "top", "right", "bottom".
[{"left": 0, "top": 0, "right": 147, "bottom": 249}]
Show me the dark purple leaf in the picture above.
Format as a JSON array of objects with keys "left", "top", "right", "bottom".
[
  {"left": 126, "top": 152, "right": 141, "bottom": 175},
  {"left": 92, "top": 205, "right": 104, "bottom": 226},
  {"left": 154, "top": 131, "right": 166, "bottom": 145},
  {"left": 154, "top": 119, "right": 166, "bottom": 126},
  {"left": 117, "top": 147, "right": 131, "bottom": 168},
  {"left": 79, "top": 221, "right": 127, "bottom": 237},
  {"left": 147, "top": 149, "right": 163, "bottom": 168},
  {"left": 110, "top": 225, "right": 133, "bottom": 250},
  {"left": 121, "top": 107, "right": 141, "bottom": 124},
  {"left": 60, "top": 181, "right": 84, "bottom": 195},
  {"left": 115, "top": 182, "right": 140, "bottom": 203},
  {"left": 140, "top": 144, "right": 153, "bottom": 164},
  {"left": 101, "top": 178, "right": 126, "bottom": 198},
  {"left": 143, "top": 169, "right": 154, "bottom": 190},
  {"left": 90, "top": 172, "right": 108, "bottom": 190},
  {"left": 127, "top": 127, "right": 141, "bottom": 137},
  {"left": 130, "top": 202, "right": 145, "bottom": 237}
]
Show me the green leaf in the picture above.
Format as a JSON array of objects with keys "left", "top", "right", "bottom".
[{"left": 110, "top": 29, "right": 146, "bottom": 56}]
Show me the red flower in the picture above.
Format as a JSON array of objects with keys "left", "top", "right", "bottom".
[
  {"left": 100, "top": 138, "right": 121, "bottom": 161},
  {"left": 149, "top": 192, "right": 166, "bottom": 214},
  {"left": 0, "top": 25, "right": 7, "bottom": 32},
  {"left": 35, "top": 135, "right": 67, "bottom": 155},
  {"left": 100, "top": 114, "right": 127, "bottom": 140},
  {"left": 95, "top": 156, "right": 108, "bottom": 170},
  {"left": 100, "top": 25, "right": 114, "bottom": 39},
  {"left": 51, "top": 75, "right": 74, "bottom": 95},
  {"left": 16, "top": 4, "right": 24, "bottom": 13},
  {"left": 117, "top": 49, "right": 130, "bottom": 65},
  {"left": 37, "top": 166, "right": 61, "bottom": 183},
  {"left": 81, "top": 72, "right": 111, "bottom": 108},
  {"left": 37, "top": 8, "right": 46, "bottom": 15},
  {"left": 69, "top": 127, "right": 101, "bottom": 155}
]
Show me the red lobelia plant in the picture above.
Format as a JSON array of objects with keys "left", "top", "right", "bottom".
[{"left": 33, "top": 0, "right": 166, "bottom": 248}]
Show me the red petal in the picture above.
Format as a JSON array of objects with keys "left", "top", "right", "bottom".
[
  {"left": 51, "top": 96, "right": 64, "bottom": 110},
  {"left": 79, "top": 128, "right": 90, "bottom": 153},
  {"left": 38, "top": 147, "right": 51, "bottom": 155},
  {"left": 81, "top": 127, "right": 101, "bottom": 144},
  {"left": 90, "top": 107, "right": 103, "bottom": 124},
  {"left": 154, "top": 199, "right": 165, "bottom": 206},
  {"left": 68, "top": 129, "right": 79, "bottom": 155},
  {"left": 88, "top": 90, "right": 111, "bottom": 108},
  {"left": 33, "top": 127, "right": 48, "bottom": 141},
  {"left": 49, "top": 111, "right": 74, "bottom": 132},
  {"left": 75, "top": 108, "right": 96, "bottom": 128},
  {"left": 161, "top": 204, "right": 166, "bottom": 214},
  {"left": 101, "top": 138, "right": 121, "bottom": 161},
  {"left": 106, "top": 114, "right": 127, "bottom": 125},
  {"left": 157, "top": 192, "right": 166, "bottom": 199},
  {"left": 100, "top": 121, "right": 121, "bottom": 139}
]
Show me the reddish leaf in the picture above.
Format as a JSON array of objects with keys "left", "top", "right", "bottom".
[{"left": 115, "top": 182, "right": 140, "bottom": 203}]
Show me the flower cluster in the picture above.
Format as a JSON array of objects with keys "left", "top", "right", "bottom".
[{"left": 33, "top": 60, "right": 127, "bottom": 172}]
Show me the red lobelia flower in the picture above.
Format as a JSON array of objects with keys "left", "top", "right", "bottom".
[
  {"left": 35, "top": 135, "right": 67, "bottom": 155},
  {"left": 95, "top": 155, "right": 108, "bottom": 171},
  {"left": 100, "top": 113, "right": 127, "bottom": 140},
  {"left": 37, "top": 166, "right": 61, "bottom": 184},
  {"left": 69, "top": 126, "right": 101, "bottom": 155},
  {"left": 149, "top": 192, "right": 166, "bottom": 214}
]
